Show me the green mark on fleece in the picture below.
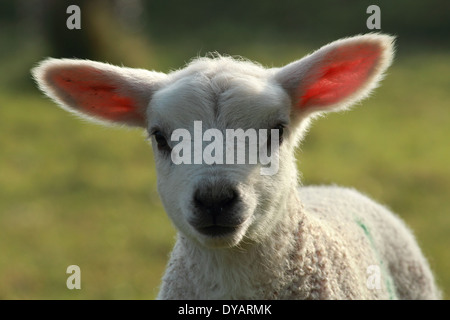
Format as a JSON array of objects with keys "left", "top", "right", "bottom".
[{"left": 355, "top": 219, "right": 397, "bottom": 300}]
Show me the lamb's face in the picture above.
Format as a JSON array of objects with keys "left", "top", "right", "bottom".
[{"left": 147, "top": 62, "right": 298, "bottom": 248}]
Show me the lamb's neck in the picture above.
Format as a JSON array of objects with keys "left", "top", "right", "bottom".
[{"left": 178, "top": 191, "right": 304, "bottom": 299}]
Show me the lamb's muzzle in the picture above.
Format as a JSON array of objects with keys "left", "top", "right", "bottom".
[{"left": 191, "top": 182, "right": 243, "bottom": 237}]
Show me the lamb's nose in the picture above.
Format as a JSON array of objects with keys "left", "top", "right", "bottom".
[{"left": 193, "top": 184, "right": 239, "bottom": 219}]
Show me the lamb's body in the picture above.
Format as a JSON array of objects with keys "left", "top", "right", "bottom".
[
  {"left": 158, "top": 186, "right": 439, "bottom": 299},
  {"left": 32, "top": 34, "right": 440, "bottom": 299}
]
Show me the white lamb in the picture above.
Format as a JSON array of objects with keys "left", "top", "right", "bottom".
[{"left": 32, "top": 34, "right": 440, "bottom": 299}]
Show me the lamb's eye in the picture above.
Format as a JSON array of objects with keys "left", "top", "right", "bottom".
[
  {"left": 273, "top": 124, "right": 284, "bottom": 145},
  {"left": 265, "top": 124, "right": 285, "bottom": 152},
  {"left": 153, "top": 131, "right": 171, "bottom": 152}
]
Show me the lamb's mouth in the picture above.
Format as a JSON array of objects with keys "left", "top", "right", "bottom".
[{"left": 196, "top": 225, "right": 239, "bottom": 237}]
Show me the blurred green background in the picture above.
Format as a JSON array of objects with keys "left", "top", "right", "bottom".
[{"left": 0, "top": 0, "right": 449, "bottom": 299}]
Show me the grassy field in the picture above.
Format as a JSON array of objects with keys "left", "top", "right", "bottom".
[{"left": 0, "top": 44, "right": 449, "bottom": 299}]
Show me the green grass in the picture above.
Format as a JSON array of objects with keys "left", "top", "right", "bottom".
[{"left": 0, "top": 46, "right": 449, "bottom": 299}]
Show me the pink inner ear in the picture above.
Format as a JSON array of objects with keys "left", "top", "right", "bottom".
[
  {"left": 53, "top": 67, "right": 145, "bottom": 124},
  {"left": 299, "top": 44, "right": 381, "bottom": 108}
]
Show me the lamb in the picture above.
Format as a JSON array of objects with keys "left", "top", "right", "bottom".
[{"left": 32, "top": 34, "right": 440, "bottom": 299}]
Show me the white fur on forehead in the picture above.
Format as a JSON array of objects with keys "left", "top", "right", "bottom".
[{"left": 150, "top": 55, "right": 289, "bottom": 131}]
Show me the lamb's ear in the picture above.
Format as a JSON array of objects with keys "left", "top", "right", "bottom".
[
  {"left": 32, "top": 58, "right": 168, "bottom": 127},
  {"left": 274, "top": 34, "right": 395, "bottom": 116}
]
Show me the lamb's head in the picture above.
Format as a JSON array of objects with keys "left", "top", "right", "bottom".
[{"left": 32, "top": 34, "right": 394, "bottom": 249}]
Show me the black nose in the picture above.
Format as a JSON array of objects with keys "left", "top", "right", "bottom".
[
  {"left": 193, "top": 184, "right": 238, "bottom": 219},
  {"left": 192, "top": 183, "right": 243, "bottom": 236}
]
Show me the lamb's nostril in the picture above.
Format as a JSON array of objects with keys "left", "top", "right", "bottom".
[{"left": 218, "top": 189, "right": 238, "bottom": 208}]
